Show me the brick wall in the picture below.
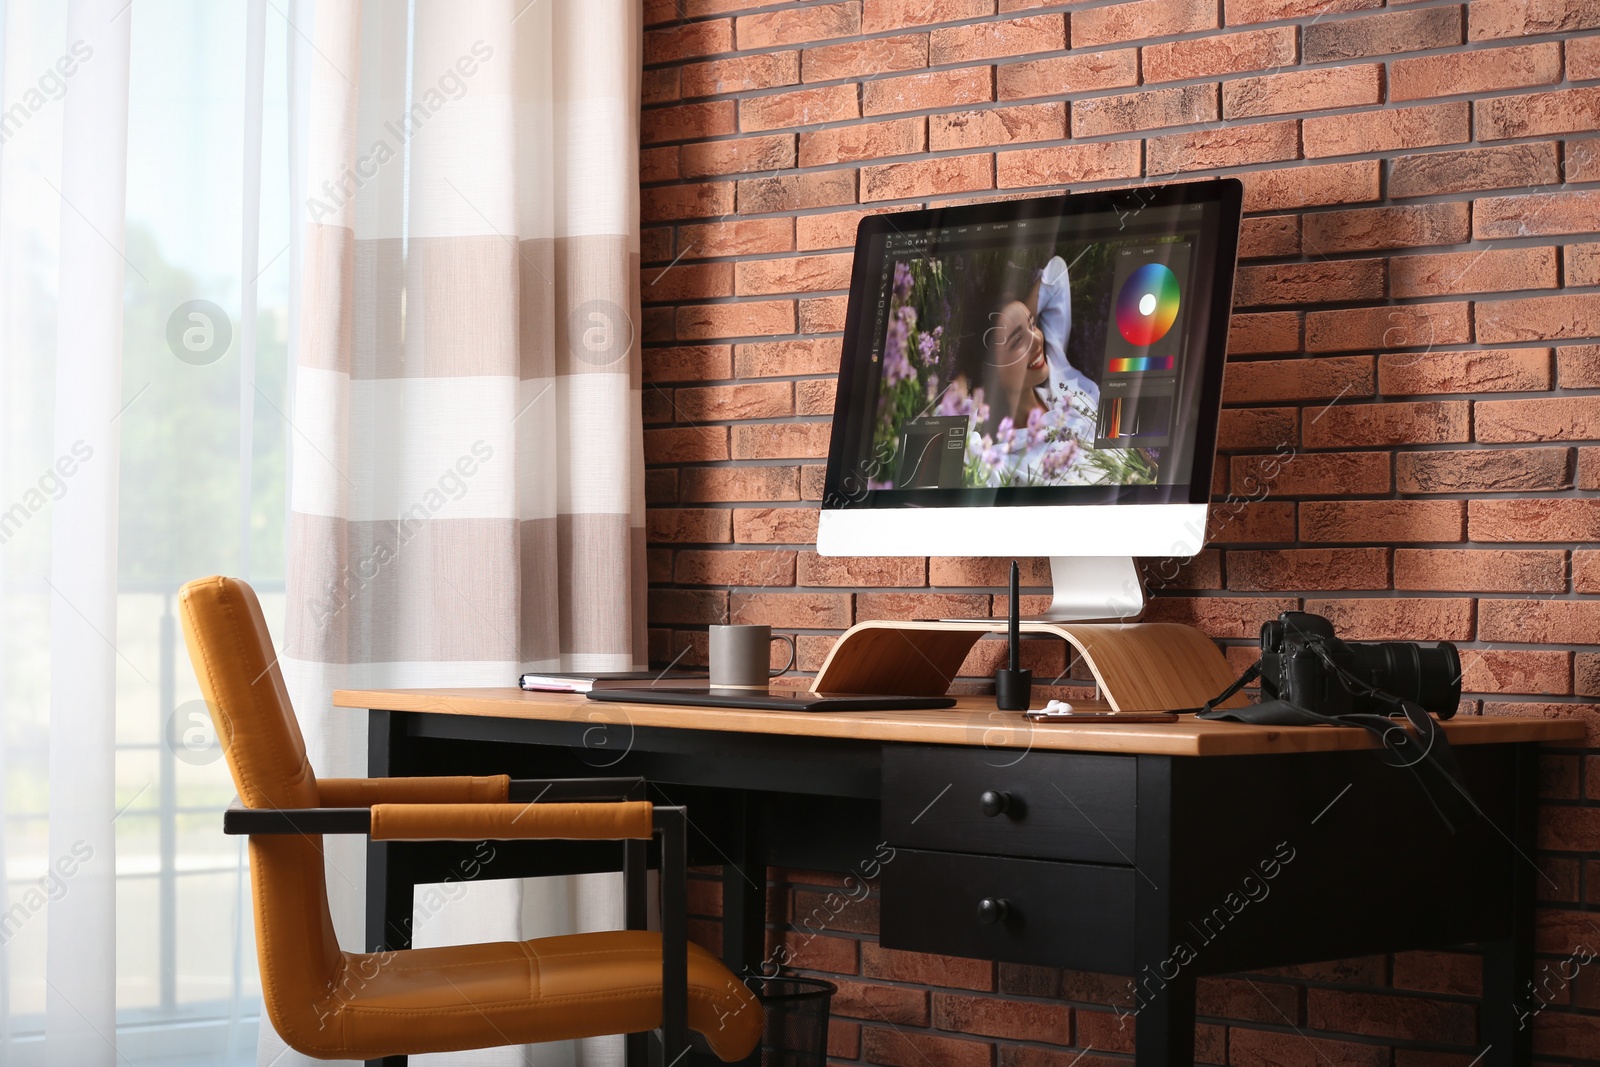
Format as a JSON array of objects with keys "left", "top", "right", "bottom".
[{"left": 640, "top": 0, "right": 1600, "bottom": 1061}]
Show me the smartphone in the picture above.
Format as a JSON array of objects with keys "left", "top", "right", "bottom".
[{"left": 1023, "top": 709, "right": 1181, "bottom": 723}]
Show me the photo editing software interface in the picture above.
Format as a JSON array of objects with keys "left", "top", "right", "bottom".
[{"left": 849, "top": 200, "right": 1222, "bottom": 493}]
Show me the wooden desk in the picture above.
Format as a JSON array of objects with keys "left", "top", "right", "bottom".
[{"left": 337, "top": 688, "right": 1584, "bottom": 1067}]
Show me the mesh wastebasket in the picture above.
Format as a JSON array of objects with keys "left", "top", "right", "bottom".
[{"left": 749, "top": 976, "right": 836, "bottom": 1067}]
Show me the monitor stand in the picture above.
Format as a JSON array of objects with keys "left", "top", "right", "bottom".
[{"left": 1034, "top": 555, "right": 1146, "bottom": 622}]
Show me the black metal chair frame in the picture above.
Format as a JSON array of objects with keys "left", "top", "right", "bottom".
[{"left": 222, "top": 776, "right": 691, "bottom": 1063}]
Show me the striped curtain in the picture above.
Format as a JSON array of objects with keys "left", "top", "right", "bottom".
[{"left": 277, "top": 1, "right": 644, "bottom": 1064}]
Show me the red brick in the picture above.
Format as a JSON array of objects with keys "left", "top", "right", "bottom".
[
  {"left": 1470, "top": 499, "right": 1600, "bottom": 542},
  {"left": 642, "top": 101, "right": 737, "bottom": 145},
  {"left": 1225, "top": 0, "right": 1380, "bottom": 25},
  {"left": 645, "top": 19, "right": 733, "bottom": 65},
  {"left": 797, "top": 378, "right": 837, "bottom": 415},
  {"left": 1568, "top": 243, "right": 1600, "bottom": 288},
  {"left": 861, "top": 0, "right": 994, "bottom": 33},
  {"left": 798, "top": 552, "right": 925, "bottom": 587},
  {"left": 1579, "top": 654, "right": 1600, "bottom": 697},
  {"left": 681, "top": 465, "right": 800, "bottom": 502},
  {"left": 642, "top": 68, "right": 680, "bottom": 106},
  {"left": 1073, "top": 84, "right": 1218, "bottom": 137},
  {"left": 802, "top": 34, "right": 929, "bottom": 83},
  {"left": 1144, "top": 596, "right": 1298, "bottom": 638},
  {"left": 1572, "top": 35, "right": 1600, "bottom": 80},
  {"left": 1228, "top": 311, "right": 1301, "bottom": 354},
  {"left": 931, "top": 993, "right": 1069, "bottom": 1043},
  {"left": 996, "top": 140, "right": 1142, "bottom": 188},
  {"left": 1232, "top": 451, "right": 1391, "bottom": 497},
  {"left": 1228, "top": 1027, "right": 1388, "bottom": 1067},
  {"left": 863, "top": 154, "right": 992, "bottom": 202},
  {"left": 997, "top": 49, "right": 1139, "bottom": 100},
  {"left": 733, "top": 507, "right": 818, "bottom": 544},
  {"left": 1395, "top": 548, "right": 1566, "bottom": 593},
  {"left": 857, "top": 592, "right": 990, "bottom": 620},
  {"left": 1228, "top": 548, "right": 1389, "bottom": 591},
  {"left": 1474, "top": 190, "right": 1600, "bottom": 240},
  {"left": 735, "top": 254, "right": 853, "bottom": 297},
  {"left": 674, "top": 549, "right": 797, "bottom": 586},
  {"left": 928, "top": 557, "right": 1052, "bottom": 586},
  {"left": 648, "top": 508, "right": 733, "bottom": 544},
  {"left": 1224, "top": 356, "right": 1374, "bottom": 403},
  {"left": 797, "top": 207, "right": 899, "bottom": 251},
  {"left": 677, "top": 218, "right": 794, "bottom": 259},
  {"left": 650, "top": 588, "right": 729, "bottom": 625},
  {"left": 736, "top": 3, "right": 860, "bottom": 50},
  {"left": 642, "top": 181, "right": 735, "bottom": 222},
  {"left": 1463, "top": 649, "right": 1571, "bottom": 696},
  {"left": 1477, "top": 86, "right": 1600, "bottom": 141},
  {"left": 1568, "top": 135, "right": 1600, "bottom": 182},
  {"left": 864, "top": 67, "right": 993, "bottom": 116},
  {"left": 1304, "top": 597, "right": 1475, "bottom": 641},
  {"left": 1469, "top": 0, "right": 1600, "bottom": 40},
  {"left": 831, "top": 978, "right": 930, "bottom": 1026},
  {"left": 740, "top": 84, "right": 859, "bottom": 133},
  {"left": 642, "top": 226, "right": 673, "bottom": 263},
  {"left": 732, "top": 422, "right": 833, "bottom": 460},
  {"left": 643, "top": 345, "right": 733, "bottom": 384},
  {"left": 1217, "top": 407, "right": 1299, "bottom": 451},
  {"left": 861, "top": 943, "right": 994, "bottom": 991},
  {"left": 1147, "top": 119, "right": 1298, "bottom": 176},
  {"left": 1235, "top": 258, "right": 1385, "bottom": 308},
  {"left": 929, "top": 14, "right": 1064, "bottom": 64},
  {"left": 1196, "top": 976, "right": 1298, "bottom": 1024},
  {"left": 1478, "top": 294, "right": 1600, "bottom": 344},
  {"left": 1388, "top": 142, "right": 1561, "bottom": 199},
  {"left": 1391, "top": 951, "right": 1483, "bottom": 997},
  {"left": 735, "top": 338, "right": 841, "bottom": 378},
  {"left": 861, "top": 1027, "right": 991, "bottom": 1067},
  {"left": 682, "top": 52, "right": 801, "bottom": 98},
  {"left": 799, "top": 296, "right": 848, "bottom": 333},
  {"left": 1241, "top": 161, "right": 1380, "bottom": 212},
  {"left": 676, "top": 300, "right": 795, "bottom": 340},
  {"left": 1300, "top": 500, "right": 1463, "bottom": 544},
  {"left": 645, "top": 426, "right": 730, "bottom": 464},
  {"left": 1482, "top": 600, "right": 1600, "bottom": 644},
  {"left": 1394, "top": 247, "right": 1557, "bottom": 300},
  {"left": 1141, "top": 26, "right": 1296, "bottom": 83},
  {"left": 1224, "top": 64, "right": 1381, "bottom": 120},
  {"left": 674, "top": 382, "right": 793, "bottom": 421},
  {"left": 1398, "top": 447, "right": 1571, "bottom": 493},
  {"left": 1303, "top": 202, "right": 1470, "bottom": 255},
  {"left": 1304, "top": 400, "right": 1470, "bottom": 448},
  {"left": 1073, "top": 0, "right": 1218, "bottom": 47},
  {"left": 1303, "top": 102, "right": 1470, "bottom": 158},
  {"left": 644, "top": 261, "right": 735, "bottom": 304},
  {"left": 800, "top": 118, "right": 925, "bottom": 167},
  {"left": 1558, "top": 345, "right": 1600, "bottom": 388},
  {"left": 680, "top": 134, "right": 795, "bottom": 179},
  {"left": 1239, "top": 215, "right": 1300, "bottom": 259},
  {"left": 640, "top": 146, "right": 680, "bottom": 183},
  {"left": 1391, "top": 42, "right": 1560, "bottom": 101},
  {"left": 738, "top": 171, "right": 857, "bottom": 214},
  {"left": 1379, "top": 348, "right": 1551, "bottom": 395},
  {"left": 1303, "top": 6, "right": 1462, "bottom": 62},
  {"left": 645, "top": 468, "right": 678, "bottom": 505},
  {"left": 730, "top": 591, "right": 852, "bottom": 629},
  {"left": 1304, "top": 302, "right": 1472, "bottom": 353},
  {"left": 929, "top": 104, "right": 1065, "bottom": 151}
]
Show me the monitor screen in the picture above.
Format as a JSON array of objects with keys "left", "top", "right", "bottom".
[{"left": 823, "top": 180, "right": 1241, "bottom": 511}]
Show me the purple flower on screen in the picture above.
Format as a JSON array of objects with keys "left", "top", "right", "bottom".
[
  {"left": 883, "top": 306, "right": 917, "bottom": 386},
  {"left": 892, "top": 261, "right": 913, "bottom": 300}
]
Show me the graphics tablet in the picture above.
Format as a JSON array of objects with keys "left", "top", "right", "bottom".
[{"left": 586, "top": 687, "right": 957, "bottom": 712}]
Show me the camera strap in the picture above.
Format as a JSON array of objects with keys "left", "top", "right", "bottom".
[{"left": 1191, "top": 658, "right": 1474, "bottom": 832}]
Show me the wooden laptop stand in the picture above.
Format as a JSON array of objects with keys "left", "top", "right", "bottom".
[{"left": 810, "top": 620, "right": 1245, "bottom": 712}]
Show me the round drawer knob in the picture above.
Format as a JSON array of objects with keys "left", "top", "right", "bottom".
[
  {"left": 977, "top": 898, "right": 1010, "bottom": 925},
  {"left": 979, "top": 790, "right": 1011, "bottom": 817}
]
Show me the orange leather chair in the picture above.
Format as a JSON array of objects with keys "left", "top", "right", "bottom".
[{"left": 178, "top": 575, "right": 763, "bottom": 1063}]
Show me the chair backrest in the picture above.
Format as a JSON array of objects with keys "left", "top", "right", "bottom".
[{"left": 178, "top": 575, "right": 344, "bottom": 1049}]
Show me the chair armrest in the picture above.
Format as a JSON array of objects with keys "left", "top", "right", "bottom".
[
  {"left": 316, "top": 775, "right": 646, "bottom": 807},
  {"left": 223, "top": 799, "right": 656, "bottom": 841}
]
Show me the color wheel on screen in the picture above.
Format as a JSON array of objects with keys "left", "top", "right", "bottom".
[{"left": 1116, "top": 263, "right": 1181, "bottom": 347}]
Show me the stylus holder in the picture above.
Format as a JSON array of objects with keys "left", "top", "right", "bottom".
[{"left": 994, "top": 668, "right": 1033, "bottom": 711}]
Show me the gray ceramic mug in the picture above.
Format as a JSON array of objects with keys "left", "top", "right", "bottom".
[{"left": 709, "top": 624, "right": 796, "bottom": 689}]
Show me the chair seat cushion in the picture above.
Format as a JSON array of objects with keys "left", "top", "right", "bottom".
[{"left": 311, "top": 930, "right": 762, "bottom": 1061}]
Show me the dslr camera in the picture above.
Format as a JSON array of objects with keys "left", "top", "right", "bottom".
[{"left": 1259, "top": 610, "right": 1461, "bottom": 719}]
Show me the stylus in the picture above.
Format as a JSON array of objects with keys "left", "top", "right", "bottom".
[{"left": 1008, "top": 560, "right": 1020, "bottom": 671}]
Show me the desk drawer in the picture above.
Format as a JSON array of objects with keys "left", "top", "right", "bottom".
[
  {"left": 882, "top": 746, "right": 1136, "bottom": 865},
  {"left": 880, "top": 848, "right": 1133, "bottom": 973}
]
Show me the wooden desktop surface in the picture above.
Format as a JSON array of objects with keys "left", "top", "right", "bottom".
[{"left": 333, "top": 687, "right": 1586, "bottom": 757}]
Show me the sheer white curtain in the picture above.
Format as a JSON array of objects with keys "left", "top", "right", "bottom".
[{"left": 0, "top": 1, "right": 296, "bottom": 1063}]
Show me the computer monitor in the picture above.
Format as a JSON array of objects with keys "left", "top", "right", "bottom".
[{"left": 817, "top": 179, "right": 1243, "bottom": 621}]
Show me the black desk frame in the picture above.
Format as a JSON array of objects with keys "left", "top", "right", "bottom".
[{"left": 362, "top": 707, "right": 1540, "bottom": 1067}]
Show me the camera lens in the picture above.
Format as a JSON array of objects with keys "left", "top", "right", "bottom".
[{"left": 1347, "top": 641, "right": 1461, "bottom": 718}]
